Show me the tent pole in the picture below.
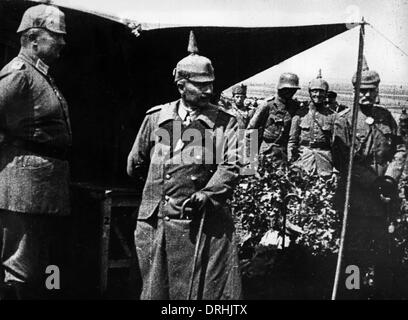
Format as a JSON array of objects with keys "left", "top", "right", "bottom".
[{"left": 331, "top": 18, "right": 366, "bottom": 300}]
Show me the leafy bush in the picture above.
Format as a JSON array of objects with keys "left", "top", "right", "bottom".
[
  {"left": 232, "top": 154, "right": 408, "bottom": 298},
  {"left": 231, "top": 154, "right": 341, "bottom": 261}
]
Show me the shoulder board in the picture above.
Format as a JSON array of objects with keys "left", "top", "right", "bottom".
[
  {"left": 222, "top": 108, "right": 236, "bottom": 118},
  {"left": 373, "top": 104, "right": 388, "bottom": 112},
  {"left": 214, "top": 104, "right": 233, "bottom": 117},
  {"left": 145, "top": 104, "right": 163, "bottom": 114},
  {"left": 338, "top": 107, "right": 351, "bottom": 117},
  {"left": 265, "top": 95, "right": 275, "bottom": 102},
  {"left": 10, "top": 60, "right": 25, "bottom": 71}
]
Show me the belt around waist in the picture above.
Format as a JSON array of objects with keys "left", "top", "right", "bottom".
[
  {"left": 7, "top": 140, "right": 68, "bottom": 160},
  {"left": 300, "top": 140, "right": 330, "bottom": 150}
]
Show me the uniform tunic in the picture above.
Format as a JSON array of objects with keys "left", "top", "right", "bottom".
[
  {"left": 336, "top": 104, "right": 400, "bottom": 299},
  {"left": 0, "top": 52, "right": 71, "bottom": 286},
  {"left": 0, "top": 53, "right": 71, "bottom": 215},
  {"left": 246, "top": 96, "right": 299, "bottom": 161},
  {"left": 288, "top": 104, "right": 347, "bottom": 177},
  {"left": 127, "top": 99, "right": 242, "bottom": 300},
  {"left": 229, "top": 104, "right": 255, "bottom": 129}
]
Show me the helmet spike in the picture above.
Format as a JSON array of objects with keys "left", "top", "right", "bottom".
[
  {"left": 351, "top": 55, "right": 380, "bottom": 88},
  {"left": 187, "top": 30, "right": 199, "bottom": 54},
  {"left": 174, "top": 31, "right": 214, "bottom": 83},
  {"left": 362, "top": 55, "right": 369, "bottom": 71},
  {"left": 317, "top": 68, "right": 322, "bottom": 79}
]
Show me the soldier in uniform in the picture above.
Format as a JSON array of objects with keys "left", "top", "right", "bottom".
[
  {"left": 288, "top": 71, "right": 348, "bottom": 177},
  {"left": 127, "top": 31, "right": 242, "bottom": 300},
  {"left": 0, "top": 5, "right": 71, "bottom": 299},
  {"left": 229, "top": 84, "right": 255, "bottom": 128},
  {"left": 326, "top": 90, "right": 347, "bottom": 113},
  {"left": 336, "top": 58, "right": 403, "bottom": 299},
  {"left": 246, "top": 72, "right": 300, "bottom": 162}
]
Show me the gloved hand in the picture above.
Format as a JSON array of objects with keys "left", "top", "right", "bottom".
[
  {"left": 189, "top": 191, "right": 210, "bottom": 212},
  {"left": 373, "top": 175, "right": 398, "bottom": 202}
]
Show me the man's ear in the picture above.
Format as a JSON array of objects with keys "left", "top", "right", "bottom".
[
  {"left": 28, "top": 33, "right": 38, "bottom": 47},
  {"left": 177, "top": 81, "right": 185, "bottom": 95}
]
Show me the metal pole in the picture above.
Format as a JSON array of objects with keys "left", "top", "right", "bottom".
[{"left": 331, "top": 19, "right": 366, "bottom": 300}]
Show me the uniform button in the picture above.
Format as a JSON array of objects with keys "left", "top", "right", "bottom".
[
  {"left": 191, "top": 175, "right": 198, "bottom": 181},
  {"left": 164, "top": 216, "right": 170, "bottom": 221},
  {"left": 164, "top": 195, "right": 170, "bottom": 201},
  {"left": 165, "top": 174, "right": 171, "bottom": 180}
]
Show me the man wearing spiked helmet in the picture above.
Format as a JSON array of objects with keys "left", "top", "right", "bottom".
[
  {"left": 335, "top": 57, "right": 403, "bottom": 299},
  {"left": 127, "top": 31, "right": 242, "bottom": 300},
  {"left": 288, "top": 70, "right": 348, "bottom": 177},
  {"left": 246, "top": 72, "right": 300, "bottom": 162}
]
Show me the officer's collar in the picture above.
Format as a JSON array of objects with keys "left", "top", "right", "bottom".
[
  {"left": 18, "top": 52, "right": 49, "bottom": 76},
  {"left": 158, "top": 101, "right": 180, "bottom": 126},
  {"left": 158, "top": 100, "right": 216, "bottom": 128},
  {"left": 195, "top": 105, "right": 217, "bottom": 128},
  {"left": 178, "top": 99, "right": 201, "bottom": 121}
]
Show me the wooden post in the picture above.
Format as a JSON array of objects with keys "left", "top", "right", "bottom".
[{"left": 331, "top": 18, "right": 366, "bottom": 300}]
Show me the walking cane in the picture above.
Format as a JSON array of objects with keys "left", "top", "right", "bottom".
[{"left": 181, "top": 198, "right": 207, "bottom": 300}]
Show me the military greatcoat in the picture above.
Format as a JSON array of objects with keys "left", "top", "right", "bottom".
[
  {"left": 0, "top": 53, "right": 71, "bottom": 286},
  {"left": 288, "top": 103, "right": 348, "bottom": 177},
  {"left": 335, "top": 104, "right": 402, "bottom": 299},
  {"left": 127, "top": 99, "right": 242, "bottom": 300}
]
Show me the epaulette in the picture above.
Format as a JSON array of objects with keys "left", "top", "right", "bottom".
[
  {"left": 145, "top": 104, "right": 163, "bottom": 114},
  {"left": 214, "top": 103, "right": 233, "bottom": 117},
  {"left": 337, "top": 107, "right": 350, "bottom": 118},
  {"left": 10, "top": 60, "right": 25, "bottom": 71},
  {"left": 373, "top": 104, "right": 389, "bottom": 112},
  {"left": 265, "top": 95, "right": 275, "bottom": 102}
]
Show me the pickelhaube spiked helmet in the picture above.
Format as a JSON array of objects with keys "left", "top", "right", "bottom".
[
  {"left": 352, "top": 56, "right": 380, "bottom": 89},
  {"left": 308, "top": 69, "right": 329, "bottom": 91},
  {"left": 173, "top": 31, "right": 215, "bottom": 83},
  {"left": 17, "top": 4, "right": 66, "bottom": 34}
]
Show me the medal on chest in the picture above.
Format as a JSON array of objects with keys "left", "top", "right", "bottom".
[{"left": 365, "top": 117, "right": 374, "bottom": 125}]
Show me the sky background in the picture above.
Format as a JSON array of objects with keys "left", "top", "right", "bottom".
[{"left": 55, "top": 0, "right": 408, "bottom": 86}]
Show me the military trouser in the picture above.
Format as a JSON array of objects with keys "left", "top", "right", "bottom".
[
  {"left": 0, "top": 210, "right": 66, "bottom": 299},
  {"left": 338, "top": 215, "right": 392, "bottom": 300},
  {"left": 293, "top": 146, "right": 333, "bottom": 177},
  {"left": 134, "top": 212, "right": 242, "bottom": 300}
]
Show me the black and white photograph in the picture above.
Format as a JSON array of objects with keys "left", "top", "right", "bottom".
[{"left": 0, "top": 0, "right": 407, "bottom": 304}]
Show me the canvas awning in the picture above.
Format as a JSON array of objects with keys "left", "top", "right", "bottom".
[{"left": 0, "top": 0, "right": 358, "bottom": 184}]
